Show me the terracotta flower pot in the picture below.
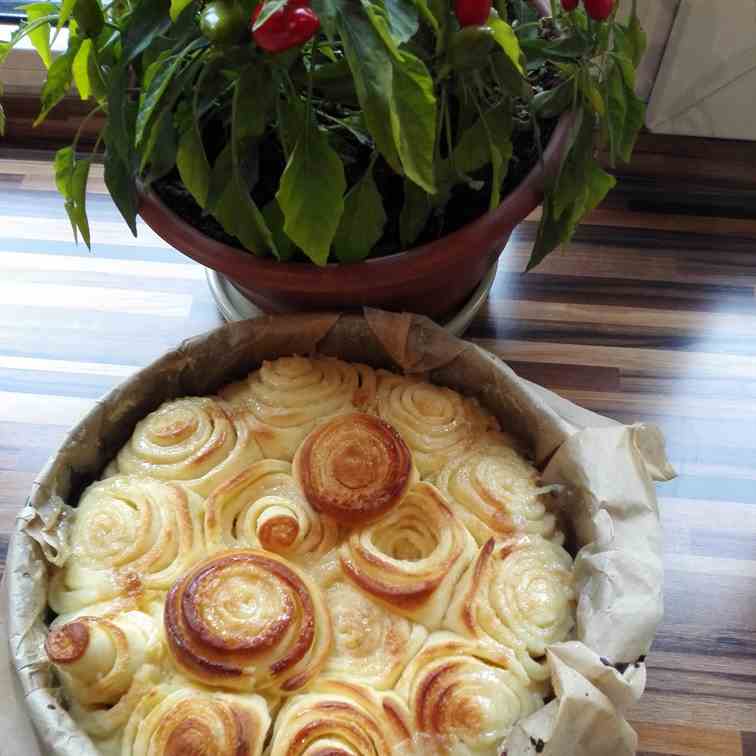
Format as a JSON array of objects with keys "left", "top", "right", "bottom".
[{"left": 138, "top": 3, "right": 568, "bottom": 320}]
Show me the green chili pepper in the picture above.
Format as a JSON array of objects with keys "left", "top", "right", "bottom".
[
  {"left": 449, "top": 26, "right": 497, "bottom": 72},
  {"left": 199, "top": 1, "right": 248, "bottom": 46},
  {"left": 73, "top": 0, "right": 105, "bottom": 39}
]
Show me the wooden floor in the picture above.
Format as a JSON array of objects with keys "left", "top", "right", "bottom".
[{"left": 1, "top": 151, "right": 756, "bottom": 755}]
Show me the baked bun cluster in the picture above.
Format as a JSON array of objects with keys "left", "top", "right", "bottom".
[{"left": 46, "top": 356, "right": 575, "bottom": 756}]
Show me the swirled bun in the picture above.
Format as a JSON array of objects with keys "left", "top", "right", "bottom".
[
  {"left": 320, "top": 570, "right": 427, "bottom": 690},
  {"left": 48, "top": 476, "right": 205, "bottom": 615},
  {"left": 444, "top": 536, "right": 576, "bottom": 682},
  {"left": 339, "top": 483, "right": 477, "bottom": 628},
  {"left": 109, "top": 397, "right": 263, "bottom": 496},
  {"left": 46, "top": 611, "right": 163, "bottom": 746},
  {"left": 220, "top": 356, "right": 377, "bottom": 461},
  {"left": 269, "top": 679, "right": 413, "bottom": 756},
  {"left": 164, "top": 549, "right": 332, "bottom": 695},
  {"left": 294, "top": 413, "right": 415, "bottom": 526},
  {"left": 204, "top": 459, "right": 338, "bottom": 565},
  {"left": 375, "top": 371, "right": 498, "bottom": 478},
  {"left": 395, "top": 632, "right": 543, "bottom": 754},
  {"left": 434, "top": 433, "right": 563, "bottom": 545},
  {"left": 45, "top": 611, "right": 159, "bottom": 706},
  {"left": 121, "top": 683, "right": 271, "bottom": 756}
]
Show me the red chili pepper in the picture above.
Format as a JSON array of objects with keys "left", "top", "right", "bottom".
[
  {"left": 561, "top": 0, "right": 579, "bottom": 11},
  {"left": 251, "top": 1, "right": 320, "bottom": 53},
  {"left": 584, "top": 0, "right": 614, "bottom": 21},
  {"left": 454, "top": 0, "right": 492, "bottom": 28}
]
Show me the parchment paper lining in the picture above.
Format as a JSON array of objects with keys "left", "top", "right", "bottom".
[{"left": 1, "top": 311, "right": 673, "bottom": 756}]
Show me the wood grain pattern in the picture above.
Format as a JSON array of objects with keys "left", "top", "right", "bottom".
[{"left": 1, "top": 152, "right": 756, "bottom": 754}]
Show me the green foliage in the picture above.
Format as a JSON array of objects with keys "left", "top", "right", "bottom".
[
  {"left": 209, "top": 67, "right": 278, "bottom": 256},
  {"left": 488, "top": 10, "right": 525, "bottom": 76},
  {"left": 262, "top": 200, "right": 295, "bottom": 261},
  {"left": 72, "top": 0, "right": 104, "bottom": 38},
  {"left": 450, "top": 102, "right": 513, "bottom": 209},
  {"left": 18, "top": 3, "right": 57, "bottom": 68},
  {"left": 253, "top": 0, "right": 289, "bottom": 29},
  {"left": 336, "top": 1, "right": 436, "bottom": 192},
  {"left": 383, "top": 0, "right": 420, "bottom": 43},
  {"left": 176, "top": 117, "right": 211, "bottom": 207},
  {"left": 54, "top": 146, "right": 91, "bottom": 246},
  {"left": 529, "top": 113, "right": 616, "bottom": 269},
  {"left": 1, "top": 0, "right": 647, "bottom": 268},
  {"left": 333, "top": 157, "right": 387, "bottom": 262},
  {"left": 400, "top": 179, "right": 432, "bottom": 248},
  {"left": 56, "top": 0, "right": 78, "bottom": 31},
  {"left": 36, "top": 37, "right": 82, "bottom": 126},
  {"left": 72, "top": 38, "right": 106, "bottom": 100},
  {"left": 525, "top": 0, "right": 648, "bottom": 267},
  {"left": 277, "top": 115, "right": 347, "bottom": 265},
  {"left": 170, "top": 0, "right": 196, "bottom": 22}
]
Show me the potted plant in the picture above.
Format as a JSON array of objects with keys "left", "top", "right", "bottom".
[{"left": 0, "top": 0, "right": 646, "bottom": 319}]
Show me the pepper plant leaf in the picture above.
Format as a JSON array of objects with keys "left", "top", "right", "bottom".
[
  {"left": 382, "top": 0, "right": 419, "bottom": 44},
  {"left": 532, "top": 77, "right": 573, "bottom": 117},
  {"left": 253, "top": 0, "right": 288, "bottom": 29},
  {"left": 529, "top": 114, "right": 615, "bottom": 270},
  {"left": 54, "top": 146, "right": 91, "bottom": 246},
  {"left": 333, "top": 158, "right": 387, "bottom": 262},
  {"left": 262, "top": 200, "right": 296, "bottom": 262},
  {"left": 143, "top": 109, "right": 178, "bottom": 182},
  {"left": 136, "top": 39, "right": 205, "bottom": 148},
  {"left": 276, "top": 118, "right": 346, "bottom": 265},
  {"left": 209, "top": 68, "right": 278, "bottom": 256},
  {"left": 105, "top": 63, "right": 135, "bottom": 165},
  {"left": 103, "top": 78, "right": 139, "bottom": 236},
  {"left": 72, "top": 39, "right": 96, "bottom": 100},
  {"left": 488, "top": 11, "right": 525, "bottom": 75},
  {"left": 311, "top": 0, "right": 344, "bottom": 37},
  {"left": 175, "top": 94, "right": 210, "bottom": 207},
  {"left": 19, "top": 3, "right": 56, "bottom": 69},
  {"left": 170, "top": 0, "right": 195, "bottom": 22},
  {"left": 56, "top": 0, "right": 76, "bottom": 30},
  {"left": 104, "top": 144, "right": 138, "bottom": 236},
  {"left": 176, "top": 126, "right": 210, "bottom": 207},
  {"left": 626, "top": 0, "right": 647, "bottom": 67},
  {"left": 618, "top": 86, "right": 646, "bottom": 164},
  {"left": 454, "top": 103, "right": 513, "bottom": 176},
  {"left": 35, "top": 36, "right": 81, "bottom": 125},
  {"left": 604, "top": 62, "right": 626, "bottom": 166},
  {"left": 489, "top": 12, "right": 531, "bottom": 99},
  {"left": 338, "top": 1, "right": 436, "bottom": 193},
  {"left": 122, "top": 0, "right": 173, "bottom": 62},
  {"left": 411, "top": 0, "right": 439, "bottom": 34},
  {"left": 69, "top": 158, "right": 92, "bottom": 248},
  {"left": 400, "top": 179, "right": 432, "bottom": 248}
]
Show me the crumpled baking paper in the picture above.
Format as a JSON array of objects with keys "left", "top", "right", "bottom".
[{"left": 0, "top": 310, "right": 674, "bottom": 756}]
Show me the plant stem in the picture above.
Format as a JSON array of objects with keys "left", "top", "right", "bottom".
[
  {"left": 549, "top": 0, "right": 559, "bottom": 28},
  {"left": 513, "top": 21, "right": 540, "bottom": 33},
  {"left": 72, "top": 104, "right": 105, "bottom": 157}
]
